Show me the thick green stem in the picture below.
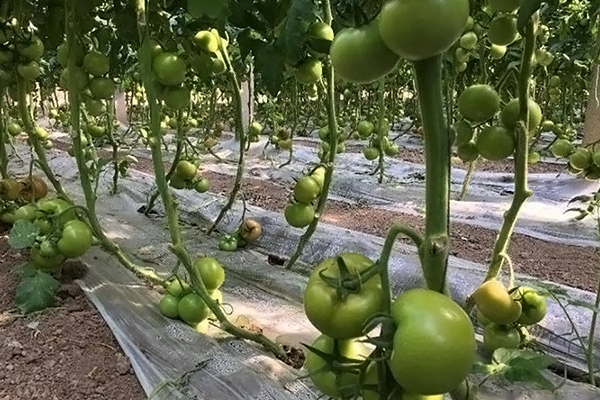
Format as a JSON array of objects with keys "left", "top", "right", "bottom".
[
  {"left": 484, "top": 20, "right": 535, "bottom": 281},
  {"left": 145, "top": 112, "right": 186, "bottom": 215},
  {"left": 135, "top": 0, "right": 285, "bottom": 359},
  {"left": 207, "top": 43, "right": 246, "bottom": 234},
  {"left": 279, "top": 81, "right": 298, "bottom": 169},
  {"left": 106, "top": 97, "right": 120, "bottom": 195},
  {"left": 16, "top": 77, "right": 69, "bottom": 200},
  {"left": 413, "top": 55, "right": 450, "bottom": 294},
  {"left": 0, "top": 92, "right": 8, "bottom": 178},
  {"left": 65, "top": 0, "right": 163, "bottom": 286},
  {"left": 376, "top": 78, "right": 386, "bottom": 184}
]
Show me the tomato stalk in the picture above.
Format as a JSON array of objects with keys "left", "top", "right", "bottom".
[
  {"left": 278, "top": 80, "right": 298, "bottom": 169},
  {"left": 15, "top": 76, "right": 69, "bottom": 200},
  {"left": 376, "top": 78, "right": 386, "bottom": 184},
  {"left": 0, "top": 91, "right": 8, "bottom": 178},
  {"left": 135, "top": 0, "right": 285, "bottom": 359},
  {"left": 483, "top": 20, "right": 536, "bottom": 281},
  {"left": 206, "top": 38, "right": 247, "bottom": 234},
  {"left": 145, "top": 110, "right": 186, "bottom": 215},
  {"left": 105, "top": 97, "right": 120, "bottom": 195},
  {"left": 285, "top": 0, "right": 337, "bottom": 270},
  {"left": 412, "top": 54, "right": 450, "bottom": 294},
  {"left": 64, "top": 0, "right": 163, "bottom": 286}
]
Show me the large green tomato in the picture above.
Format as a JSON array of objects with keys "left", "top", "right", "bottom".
[
  {"left": 457, "top": 84, "right": 500, "bottom": 123},
  {"left": 472, "top": 280, "right": 522, "bottom": 325},
  {"left": 330, "top": 19, "right": 399, "bottom": 84},
  {"left": 83, "top": 51, "right": 110, "bottom": 77},
  {"left": 500, "top": 98, "right": 542, "bottom": 132},
  {"left": 304, "top": 253, "right": 382, "bottom": 340},
  {"left": 295, "top": 58, "right": 322, "bottom": 85},
  {"left": 304, "top": 334, "right": 371, "bottom": 398},
  {"left": 388, "top": 289, "right": 476, "bottom": 396},
  {"left": 57, "top": 219, "right": 94, "bottom": 258},
  {"left": 476, "top": 126, "right": 515, "bottom": 161},
  {"left": 89, "top": 77, "right": 116, "bottom": 100},
  {"left": 193, "top": 257, "right": 225, "bottom": 290},
  {"left": 178, "top": 293, "right": 209, "bottom": 326},
  {"left": 152, "top": 52, "right": 186, "bottom": 86},
  {"left": 378, "top": 0, "right": 470, "bottom": 61}
]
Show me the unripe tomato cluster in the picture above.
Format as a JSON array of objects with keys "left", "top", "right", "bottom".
[
  {"left": 454, "top": 83, "right": 544, "bottom": 163},
  {"left": 358, "top": 118, "right": 399, "bottom": 161},
  {"left": 169, "top": 159, "right": 210, "bottom": 194},
  {"left": 472, "top": 280, "right": 547, "bottom": 354},
  {"left": 284, "top": 166, "right": 325, "bottom": 229},
  {"left": 269, "top": 126, "right": 292, "bottom": 150},
  {"left": 247, "top": 121, "right": 262, "bottom": 143},
  {"left": 0, "top": 176, "right": 95, "bottom": 271},
  {"left": 302, "top": 253, "right": 477, "bottom": 398},
  {"left": 158, "top": 256, "right": 225, "bottom": 331},
  {"left": 446, "top": 17, "right": 480, "bottom": 72}
]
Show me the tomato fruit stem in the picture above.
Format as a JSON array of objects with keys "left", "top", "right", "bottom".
[
  {"left": 413, "top": 54, "right": 450, "bottom": 294},
  {"left": 484, "top": 19, "right": 536, "bottom": 282},
  {"left": 285, "top": 0, "right": 337, "bottom": 270},
  {"left": 207, "top": 36, "right": 247, "bottom": 234},
  {"left": 0, "top": 92, "right": 8, "bottom": 179}
]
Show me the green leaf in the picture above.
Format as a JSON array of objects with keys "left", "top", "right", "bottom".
[
  {"left": 12, "top": 262, "right": 38, "bottom": 279},
  {"left": 492, "top": 349, "right": 556, "bottom": 391},
  {"left": 8, "top": 219, "right": 40, "bottom": 250},
  {"left": 284, "top": 0, "right": 316, "bottom": 66},
  {"left": 187, "top": 0, "right": 230, "bottom": 20},
  {"left": 471, "top": 361, "right": 497, "bottom": 375},
  {"left": 517, "top": 0, "right": 543, "bottom": 36},
  {"left": 254, "top": 41, "right": 286, "bottom": 96},
  {"left": 15, "top": 270, "right": 61, "bottom": 314}
]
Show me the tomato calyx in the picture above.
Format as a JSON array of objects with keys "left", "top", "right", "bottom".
[{"left": 317, "top": 256, "right": 380, "bottom": 299}]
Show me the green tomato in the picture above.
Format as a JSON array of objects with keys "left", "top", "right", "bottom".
[
  {"left": 14, "top": 204, "right": 38, "bottom": 222},
  {"left": 193, "top": 178, "right": 210, "bottom": 193},
  {"left": 57, "top": 219, "right": 93, "bottom": 258},
  {"left": 304, "top": 253, "right": 382, "bottom": 339},
  {"left": 284, "top": 202, "right": 315, "bottom": 228},
  {"left": 193, "top": 257, "right": 225, "bottom": 291},
  {"left": 476, "top": 125, "right": 515, "bottom": 161},
  {"left": 330, "top": 19, "right": 399, "bottom": 84},
  {"left": 295, "top": 58, "right": 322, "bottom": 85},
  {"left": 569, "top": 148, "right": 593, "bottom": 170},
  {"left": 362, "top": 362, "right": 444, "bottom": 400},
  {"left": 89, "top": 77, "right": 116, "bottom": 100},
  {"left": 152, "top": 52, "right": 186, "bottom": 86},
  {"left": 453, "top": 120, "right": 473, "bottom": 146},
  {"left": 293, "top": 176, "right": 321, "bottom": 204},
  {"left": 166, "top": 279, "right": 190, "bottom": 298},
  {"left": 30, "top": 248, "right": 65, "bottom": 270},
  {"left": 550, "top": 139, "right": 574, "bottom": 158},
  {"left": 458, "top": 84, "right": 500, "bottom": 123},
  {"left": 83, "top": 51, "right": 110, "bottom": 77},
  {"left": 364, "top": 147, "right": 380, "bottom": 161},
  {"left": 378, "top": 0, "right": 470, "bottom": 61},
  {"left": 512, "top": 287, "right": 547, "bottom": 326},
  {"left": 162, "top": 86, "right": 191, "bottom": 110},
  {"left": 175, "top": 160, "right": 198, "bottom": 181},
  {"left": 304, "top": 335, "right": 371, "bottom": 398},
  {"left": 388, "top": 289, "right": 476, "bottom": 395},
  {"left": 17, "top": 60, "right": 42, "bottom": 80},
  {"left": 159, "top": 293, "right": 180, "bottom": 319},
  {"left": 483, "top": 323, "right": 521, "bottom": 353},
  {"left": 178, "top": 293, "right": 209, "bottom": 326},
  {"left": 472, "top": 280, "right": 522, "bottom": 325},
  {"left": 500, "top": 98, "right": 542, "bottom": 132},
  {"left": 487, "top": 15, "right": 518, "bottom": 46},
  {"left": 219, "top": 234, "right": 238, "bottom": 252}
]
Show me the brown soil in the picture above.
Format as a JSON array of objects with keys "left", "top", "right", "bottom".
[
  {"left": 194, "top": 170, "right": 598, "bottom": 292},
  {"left": 0, "top": 227, "right": 146, "bottom": 400},
  {"left": 296, "top": 138, "right": 567, "bottom": 174}
]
